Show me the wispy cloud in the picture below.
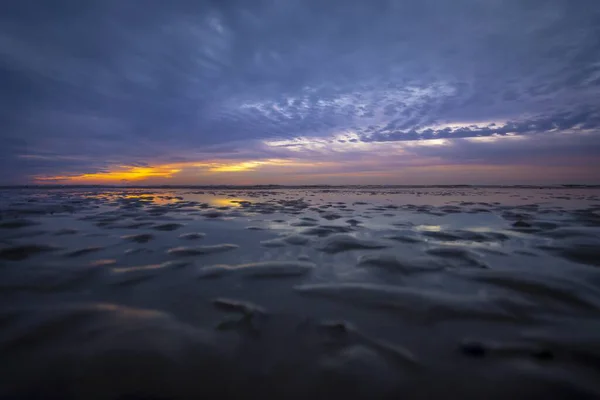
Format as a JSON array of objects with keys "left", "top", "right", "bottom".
[{"left": 1, "top": 0, "right": 599, "bottom": 184}]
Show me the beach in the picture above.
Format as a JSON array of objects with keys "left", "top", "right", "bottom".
[{"left": 1, "top": 186, "right": 600, "bottom": 399}]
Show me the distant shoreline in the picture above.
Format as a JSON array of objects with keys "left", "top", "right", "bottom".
[{"left": 1, "top": 184, "right": 599, "bottom": 190}]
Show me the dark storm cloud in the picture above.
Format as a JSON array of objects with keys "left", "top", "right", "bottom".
[{"left": 1, "top": 0, "right": 600, "bottom": 182}]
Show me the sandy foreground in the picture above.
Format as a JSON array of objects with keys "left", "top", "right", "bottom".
[{"left": 1, "top": 187, "right": 600, "bottom": 399}]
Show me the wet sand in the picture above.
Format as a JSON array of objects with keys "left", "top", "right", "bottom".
[{"left": 1, "top": 186, "right": 600, "bottom": 399}]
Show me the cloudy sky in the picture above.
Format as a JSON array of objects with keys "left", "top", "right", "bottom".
[{"left": 1, "top": 0, "right": 599, "bottom": 185}]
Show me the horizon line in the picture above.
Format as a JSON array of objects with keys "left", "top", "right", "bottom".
[{"left": 1, "top": 184, "right": 599, "bottom": 189}]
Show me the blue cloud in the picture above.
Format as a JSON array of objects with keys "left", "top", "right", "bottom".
[{"left": 1, "top": 0, "right": 599, "bottom": 183}]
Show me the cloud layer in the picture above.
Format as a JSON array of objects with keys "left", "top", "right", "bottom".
[{"left": 1, "top": 0, "right": 599, "bottom": 184}]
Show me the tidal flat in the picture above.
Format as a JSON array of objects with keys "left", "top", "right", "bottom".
[{"left": 1, "top": 186, "right": 600, "bottom": 399}]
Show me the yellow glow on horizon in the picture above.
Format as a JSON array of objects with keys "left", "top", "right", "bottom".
[
  {"left": 199, "top": 159, "right": 293, "bottom": 172},
  {"left": 35, "top": 166, "right": 182, "bottom": 183},
  {"left": 208, "top": 161, "right": 266, "bottom": 172},
  {"left": 33, "top": 158, "right": 316, "bottom": 183}
]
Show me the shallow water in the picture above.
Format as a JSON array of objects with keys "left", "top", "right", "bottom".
[{"left": 1, "top": 187, "right": 600, "bottom": 399}]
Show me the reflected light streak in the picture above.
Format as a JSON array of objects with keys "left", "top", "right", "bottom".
[{"left": 209, "top": 197, "right": 247, "bottom": 207}]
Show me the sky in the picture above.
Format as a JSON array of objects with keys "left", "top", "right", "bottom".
[{"left": 1, "top": 0, "right": 599, "bottom": 185}]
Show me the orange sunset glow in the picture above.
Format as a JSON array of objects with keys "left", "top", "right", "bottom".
[{"left": 32, "top": 159, "right": 330, "bottom": 184}]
